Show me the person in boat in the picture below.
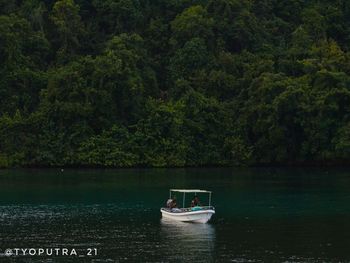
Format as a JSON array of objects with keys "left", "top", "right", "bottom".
[
  {"left": 166, "top": 196, "right": 177, "bottom": 209},
  {"left": 191, "top": 195, "right": 201, "bottom": 207}
]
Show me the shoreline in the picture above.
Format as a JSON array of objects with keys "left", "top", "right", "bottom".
[{"left": 2, "top": 161, "right": 350, "bottom": 170}]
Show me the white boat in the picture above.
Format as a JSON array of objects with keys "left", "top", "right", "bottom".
[{"left": 160, "top": 189, "right": 215, "bottom": 223}]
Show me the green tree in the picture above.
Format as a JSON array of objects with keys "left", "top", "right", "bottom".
[
  {"left": 169, "top": 37, "right": 212, "bottom": 82},
  {"left": 92, "top": 0, "right": 143, "bottom": 35},
  {"left": 170, "top": 5, "right": 214, "bottom": 47},
  {"left": 78, "top": 125, "right": 139, "bottom": 167},
  {"left": 301, "top": 8, "right": 326, "bottom": 41},
  {"left": 0, "top": 15, "right": 49, "bottom": 114},
  {"left": 133, "top": 99, "right": 188, "bottom": 167},
  {"left": 50, "top": 0, "right": 86, "bottom": 63},
  {"left": 20, "top": 0, "right": 47, "bottom": 31},
  {"left": 180, "top": 90, "right": 231, "bottom": 165},
  {"left": 207, "top": 0, "right": 262, "bottom": 51}
]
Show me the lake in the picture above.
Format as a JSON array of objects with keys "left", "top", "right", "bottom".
[{"left": 0, "top": 168, "right": 350, "bottom": 262}]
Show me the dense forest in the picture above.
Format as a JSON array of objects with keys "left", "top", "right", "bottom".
[{"left": 0, "top": 0, "right": 350, "bottom": 167}]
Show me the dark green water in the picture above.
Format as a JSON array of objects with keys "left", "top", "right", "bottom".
[{"left": 0, "top": 168, "right": 350, "bottom": 262}]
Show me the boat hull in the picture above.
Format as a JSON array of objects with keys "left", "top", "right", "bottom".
[{"left": 160, "top": 208, "right": 215, "bottom": 223}]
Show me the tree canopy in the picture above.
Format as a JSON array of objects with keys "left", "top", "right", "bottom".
[{"left": 0, "top": 0, "right": 350, "bottom": 167}]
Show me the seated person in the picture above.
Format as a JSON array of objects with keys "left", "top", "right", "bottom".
[
  {"left": 191, "top": 195, "right": 201, "bottom": 207},
  {"left": 166, "top": 197, "right": 177, "bottom": 209},
  {"left": 166, "top": 198, "right": 172, "bottom": 208}
]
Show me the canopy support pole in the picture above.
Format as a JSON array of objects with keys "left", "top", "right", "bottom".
[
  {"left": 183, "top": 192, "right": 185, "bottom": 208},
  {"left": 209, "top": 192, "right": 212, "bottom": 207}
]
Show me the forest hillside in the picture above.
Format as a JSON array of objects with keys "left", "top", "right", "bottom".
[{"left": 1, "top": 0, "right": 350, "bottom": 167}]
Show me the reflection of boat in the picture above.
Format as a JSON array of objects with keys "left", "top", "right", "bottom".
[
  {"left": 160, "top": 189, "right": 215, "bottom": 223},
  {"left": 160, "top": 218, "right": 216, "bottom": 261}
]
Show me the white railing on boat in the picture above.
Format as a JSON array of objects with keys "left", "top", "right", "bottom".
[{"left": 161, "top": 206, "right": 215, "bottom": 213}]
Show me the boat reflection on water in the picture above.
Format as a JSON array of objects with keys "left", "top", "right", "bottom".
[{"left": 160, "top": 218, "right": 216, "bottom": 262}]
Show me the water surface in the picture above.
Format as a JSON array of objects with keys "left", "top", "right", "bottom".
[{"left": 0, "top": 168, "right": 350, "bottom": 262}]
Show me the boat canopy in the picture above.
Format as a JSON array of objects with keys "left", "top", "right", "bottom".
[
  {"left": 169, "top": 189, "right": 212, "bottom": 207},
  {"left": 170, "top": 189, "right": 211, "bottom": 193}
]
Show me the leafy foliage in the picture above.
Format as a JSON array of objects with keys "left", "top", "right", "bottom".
[{"left": 1, "top": 0, "right": 350, "bottom": 167}]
